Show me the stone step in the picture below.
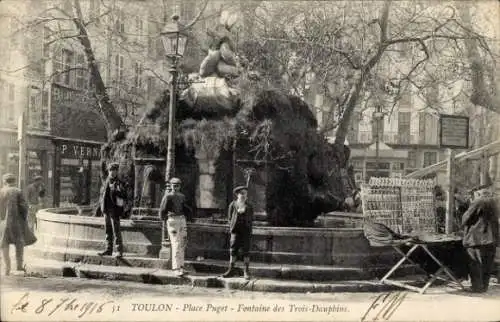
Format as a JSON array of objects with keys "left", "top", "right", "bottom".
[
  {"left": 26, "top": 246, "right": 170, "bottom": 269},
  {"left": 184, "top": 259, "right": 420, "bottom": 281},
  {"left": 23, "top": 258, "right": 433, "bottom": 293},
  {"left": 25, "top": 247, "right": 420, "bottom": 281}
]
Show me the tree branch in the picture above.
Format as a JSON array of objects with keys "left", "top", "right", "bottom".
[
  {"left": 72, "top": 0, "right": 125, "bottom": 134},
  {"left": 184, "top": 0, "right": 209, "bottom": 29}
]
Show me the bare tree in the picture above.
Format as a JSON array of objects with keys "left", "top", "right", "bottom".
[
  {"left": 238, "top": 0, "right": 498, "bottom": 147},
  {"left": 1, "top": 0, "right": 211, "bottom": 136}
]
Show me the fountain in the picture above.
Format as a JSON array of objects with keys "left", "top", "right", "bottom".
[{"left": 28, "top": 12, "right": 416, "bottom": 286}]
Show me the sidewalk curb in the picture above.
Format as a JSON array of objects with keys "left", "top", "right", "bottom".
[{"left": 25, "top": 259, "right": 416, "bottom": 293}]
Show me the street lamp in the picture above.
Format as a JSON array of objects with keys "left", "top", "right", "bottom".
[
  {"left": 158, "top": 14, "right": 188, "bottom": 260},
  {"left": 160, "top": 14, "right": 189, "bottom": 182}
]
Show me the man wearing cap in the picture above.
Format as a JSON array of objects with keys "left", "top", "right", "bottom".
[
  {"left": 222, "top": 185, "right": 254, "bottom": 279},
  {"left": 461, "top": 181, "right": 499, "bottom": 293},
  {"left": 159, "top": 177, "right": 191, "bottom": 276},
  {"left": 98, "top": 162, "right": 127, "bottom": 258},
  {"left": 26, "top": 175, "right": 45, "bottom": 230},
  {"left": 0, "top": 174, "right": 37, "bottom": 275}
]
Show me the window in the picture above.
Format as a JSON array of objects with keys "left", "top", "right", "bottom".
[
  {"left": 398, "top": 112, "right": 411, "bottom": 144},
  {"left": 42, "top": 90, "right": 49, "bottom": 107},
  {"left": 408, "top": 151, "right": 417, "bottom": 168},
  {"left": 423, "top": 151, "right": 437, "bottom": 167},
  {"left": 7, "top": 83, "right": 15, "bottom": 122},
  {"left": 419, "top": 112, "right": 438, "bottom": 145},
  {"left": 114, "top": 54, "right": 124, "bottom": 85},
  {"left": 28, "top": 87, "right": 41, "bottom": 127},
  {"left": 399, "top": 92, "right": 411, "bottom": 109},
  {"left": 63, "top": 49, "right": 74, "bottom": 86},
  {"left": 76, "top": 54, "right": 87, "bottom": 89},
  {"left": 115, "top": 10, "right": 125, "bottom": 33},
  {"left": 8, "top": 17, "right": 19, "bottom": 49},
  {"left": 43, "top": 27, "right": 51, "bottom": 58},
  {"left": 134, "top": 62, "right": 142, "bottom": 88},
  {"left": 135, "top": 16, "right": 143, "bottom": 41},
  {"left": 54, "top": 49, "right": 74, "bottom": 85},
  {"left": 392, "top": 162, "right": 405, "bottom": 171},
  {"left": 52, "top": 86, "right": 62, "bottom": 102}
]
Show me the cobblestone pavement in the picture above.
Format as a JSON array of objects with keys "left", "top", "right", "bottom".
[{"left": 1, "top": 276, "right": 499, "bottom": 321}]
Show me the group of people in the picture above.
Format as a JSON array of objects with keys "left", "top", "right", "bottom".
[
  {"left": 1, "top": 161, "right": 498, "bottom": 292},
  {"left": 96, "top": 162, "right": 254, "bottom": 279}
]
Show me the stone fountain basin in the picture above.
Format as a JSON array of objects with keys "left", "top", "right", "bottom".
[{"left": 34, "top": 207, "right": 398, "bottom": 268}]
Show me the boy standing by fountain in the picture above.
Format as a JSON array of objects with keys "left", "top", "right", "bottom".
[
  {"left": 222, "top": 186, "right": 254, "bottom": 280},
  {"left": 98, "top": 162, "right": 127, "bottom": 258},
  {"left": 159, "top": 177, "right": 191, "bottom": 277}
]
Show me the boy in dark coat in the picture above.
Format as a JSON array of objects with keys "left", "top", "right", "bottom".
[
  {"left": 461, "top": 182, "right": 499, "bottom": 293},
  {"left": 98, "top": 162, "right": 127, "bottom": 258},
  {"left": 0, "top": 173, "right": 36, "bottom": 275},
  {"left": 222, "top": 186, "right": 254, "bottom": 279}
]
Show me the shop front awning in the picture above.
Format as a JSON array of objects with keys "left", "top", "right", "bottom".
[{"left": 350, "top": 141, "right": 408, "bottom": 159}]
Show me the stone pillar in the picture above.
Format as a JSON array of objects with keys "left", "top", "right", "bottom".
[{"left": 196, "top": 149, "right": 220, "bottom": 209}]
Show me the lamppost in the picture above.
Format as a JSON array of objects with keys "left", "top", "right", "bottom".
[
  {"left": 158, "top": 14, "right": 188, "bottom": 260},
  {"left": 373, "top": 105, "right": 384, "bottom": 178}
]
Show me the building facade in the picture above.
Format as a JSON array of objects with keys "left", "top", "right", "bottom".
[{"left": 0, "top": 0, "right": 185, "bottom": 206}]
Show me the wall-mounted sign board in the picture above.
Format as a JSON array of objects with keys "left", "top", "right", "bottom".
[{"left": 439, "top": 114, "right": 469, "bottom": 149}]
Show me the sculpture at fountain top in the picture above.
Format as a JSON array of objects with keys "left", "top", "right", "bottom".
[{"left": 99, "top": 8, "right": 357, "bottom": 226}]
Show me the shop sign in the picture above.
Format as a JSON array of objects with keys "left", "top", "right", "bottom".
[
  {"left": 439, "top": 114, "right": 469, "bottom": 149},
  {"left": 58, "top": 142, "right": 101, "bottom": 160}
]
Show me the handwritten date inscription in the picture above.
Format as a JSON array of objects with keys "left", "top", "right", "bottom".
[{"left": 11, "top": 292, "right": 119, "bottom": 318}]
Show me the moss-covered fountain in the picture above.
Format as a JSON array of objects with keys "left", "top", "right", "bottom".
[{"left": 31, "top": 14, "right": 411, "bottom": 284}]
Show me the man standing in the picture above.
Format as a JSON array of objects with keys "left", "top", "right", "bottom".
[
  {"left": 0, "top": 174, "right": 37, "bottom": 275},
  {"left": 461, "top": 182, "right": 499, "bottom": 293},
  {"left": 222, "top": 186, "right": 254, "bottom": 280},
  {"left": 159, "top": 178, "right": 191, "bottom": 277},
  {"left": 26, "top": 176, "right": 45, "bottom": 230},
  {"left": 98, "top": 163, "right": 127, "bottom": 258}
]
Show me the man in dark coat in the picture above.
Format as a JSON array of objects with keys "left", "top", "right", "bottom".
[
  {"left": 0, "top": 173, "right": 36, "bottom": 275},
  {"left": 461, "top": 182, "right": 499, "bottom": 293},
  {"left": 98, "top": 162, "right": 127, "bottom": 258},
  {"left": 222, "top": 186, "right": 254, "bottom": 279}
]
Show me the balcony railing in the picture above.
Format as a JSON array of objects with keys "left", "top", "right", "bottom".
[{"left": 348, "top": 131, "right": 438, "bottom": 145}]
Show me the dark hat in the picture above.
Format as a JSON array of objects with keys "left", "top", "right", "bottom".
[
  {"left": 169, "top": 177, "right": 182, "bottom": 184},
  {"left": 2, "top": 173, "right": 16, "bottom": 182},
  {"left": 108, "top": 162, "right": 120, "bottom": 171},
  {"left": 233, "top": 185, "right": 248, "bottom": 195}
]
